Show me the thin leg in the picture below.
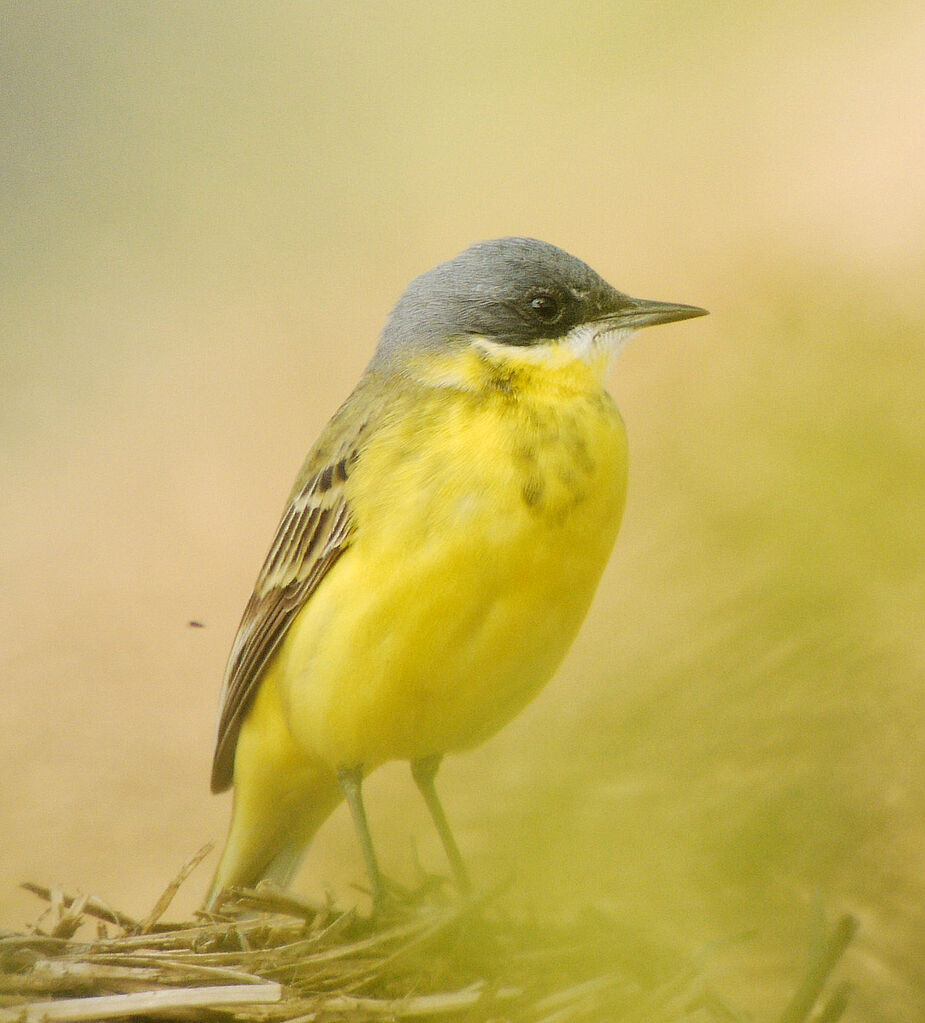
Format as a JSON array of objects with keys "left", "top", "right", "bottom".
[
  {"left": 411, "top": 754, "right": 471, "bottom": 895},
  {"left": 337, "top": 766, "right": 385, "bottom": 908}
]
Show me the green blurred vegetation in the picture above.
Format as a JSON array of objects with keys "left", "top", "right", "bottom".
[{"left": 475, "top": 273, "right": 925, "bottom": 1018}]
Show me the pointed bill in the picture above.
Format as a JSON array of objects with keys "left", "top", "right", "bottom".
[{"left": 599, "top": 297, "right": 708, "bottom": 330}]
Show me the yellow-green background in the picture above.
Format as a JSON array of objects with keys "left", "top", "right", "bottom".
[{"left": 2, "top": 3, "right": 923, "bottom": 1019}]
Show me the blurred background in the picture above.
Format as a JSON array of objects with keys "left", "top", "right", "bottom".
[{"left": 2, "top": 2, "right": 923, "bottom": 1019}]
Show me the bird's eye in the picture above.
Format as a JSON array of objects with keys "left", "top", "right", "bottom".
[{"left": 529, "top": 294, "right": 562, "bottom": 322}]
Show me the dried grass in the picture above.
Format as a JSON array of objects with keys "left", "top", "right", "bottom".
[{"left": 0, "top": 849, "right": 855, "bottom": 1022}]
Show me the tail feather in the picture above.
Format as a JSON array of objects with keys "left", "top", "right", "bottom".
[
  {"left": 204, "top": 767, "right": 342, "bottom": 911},
  {"left": 205, "top": 649, "right": 345, "bottom": 912}
]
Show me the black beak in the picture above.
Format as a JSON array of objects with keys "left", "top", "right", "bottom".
[{"left": 600, "top": 297, "right": 708, "bottom": 330}]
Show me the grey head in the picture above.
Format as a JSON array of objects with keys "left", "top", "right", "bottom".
[{"left": 374, "top": 237, "right": 706, "bottom": 363}]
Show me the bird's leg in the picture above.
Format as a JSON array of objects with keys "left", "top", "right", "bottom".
[
  {"left": 411, "top": 754, "right": 471, "bottom": 895},
  {"left": 337, "top": 765, "right": 386, "bottom": 909}
]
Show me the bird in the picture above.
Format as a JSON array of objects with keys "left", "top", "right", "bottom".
[{"left": 204, "top": 237, "right": 706, "bottom": 910}]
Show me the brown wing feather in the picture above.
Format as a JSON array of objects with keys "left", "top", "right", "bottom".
[{"left": 210, "top": 377, "right": 387, "bottom": 793}]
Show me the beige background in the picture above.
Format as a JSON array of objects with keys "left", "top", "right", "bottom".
[{"left": 2, "top": 4, "right": 923, "bottom": 1020}]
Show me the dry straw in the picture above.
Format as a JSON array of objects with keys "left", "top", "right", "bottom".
[{"left": 1, "top": 846, "right": 855, "bottom": 1022}]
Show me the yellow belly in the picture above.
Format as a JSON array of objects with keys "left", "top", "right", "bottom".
[{"left": 264, "top": 377, "right": 627, "bottom": 769}]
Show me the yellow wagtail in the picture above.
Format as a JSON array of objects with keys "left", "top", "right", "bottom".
[{"left": 206, "top": 238, "right": 706, "bottom": 909}]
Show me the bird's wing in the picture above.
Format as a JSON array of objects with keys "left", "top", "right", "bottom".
[{"left": 210, "top": 375, "right": 389, "bottom": 792}]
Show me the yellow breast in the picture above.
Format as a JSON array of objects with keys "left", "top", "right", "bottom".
[{"left": 273, "top": 345, "right": 628, "bottom": 768}]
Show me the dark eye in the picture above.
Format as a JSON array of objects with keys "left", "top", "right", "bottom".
[{"left": 529, "top": 294, "right": 562, "bottom": 322}]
